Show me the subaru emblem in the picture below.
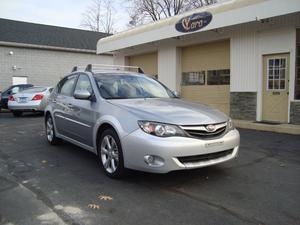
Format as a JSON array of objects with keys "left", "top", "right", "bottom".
[{"left": 206, "top": 124, "right": 216, "bottom": 132}]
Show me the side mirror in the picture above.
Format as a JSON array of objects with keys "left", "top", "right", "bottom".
[
  {"left": 74, "top": 90, "right": 91, "bottom": 100},
  {"left": 173, "top": 91, "right": 181, "bottom": 98}
]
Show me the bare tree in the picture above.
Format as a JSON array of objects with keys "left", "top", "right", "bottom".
[
  {"left": 189, "top": 0, "right": 217, "bottom": 8},
  {"left": 128, "top": 0, "right": 217, "bottom": 27},
  {"left": 81, "top": 0, "right": 115, "bottom": 33}
]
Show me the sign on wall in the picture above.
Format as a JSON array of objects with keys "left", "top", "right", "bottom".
[
  {"left": 175, "top": 12, "right": 213, "bottom": 33},
  {"left": 12, "top": 76, "right": 28, "bottom": 85}
]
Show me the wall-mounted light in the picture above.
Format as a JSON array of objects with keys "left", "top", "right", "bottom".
[
  {"left": 172, "top": 36, "right": 181, "bottom": 40},
  {"left": 9, "top": 51, "right": 14, "bottom": 55},
  {"left": 212, "top": 28, "right": 224, "bottom": 34},
  {"left": 260, "top": 18, "right": 270, "bottom": 24},
  {"left": 12, "top": 65, "right": 21, "bottom": 71}
]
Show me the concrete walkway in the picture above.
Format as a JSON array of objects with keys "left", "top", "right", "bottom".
[{"left": 234, "top": 120, "right": 300, "bottom": 135}]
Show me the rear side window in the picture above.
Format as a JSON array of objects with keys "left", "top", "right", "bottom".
[
  {"left": 11, "top": 86, "right": 20, "bottom": 94},
  {"left": 58, "top": 75, "right": 77, "bottom": 96},
  {"left": 21, "top": 87, "right": 47, "bottom": 93}
]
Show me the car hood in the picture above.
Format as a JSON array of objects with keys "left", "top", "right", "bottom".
[{"left": 108, "top": 98, "right": 228, "bottom": 125}]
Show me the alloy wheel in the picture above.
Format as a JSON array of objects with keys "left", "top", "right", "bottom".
[
  {"left": 100, "top": 135, "right": 119, "bottom": 174},
  {"left": 46, "top": 117, "right": 54, "bottom": 142}
]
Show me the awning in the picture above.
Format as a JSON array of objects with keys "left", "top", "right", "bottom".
[{"left": 97, "top": 0, "right": 300, "bottom": 54}]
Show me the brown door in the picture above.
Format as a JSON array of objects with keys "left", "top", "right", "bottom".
[{"left": 262, "top": 54, "right": 289, "bottom": 123}]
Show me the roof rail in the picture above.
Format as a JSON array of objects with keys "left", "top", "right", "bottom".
[
  {"left": 85, "top": 64, "right": 144, "bottom": 74},
  {"left": 71, "top": 66, "right": 77, "bottom": 72},
  {"left": 71, "top": 66, "right": 86, "bottom": 73},
  {"left": 71, "top": 64, "right": 144, "bottom": 74}
]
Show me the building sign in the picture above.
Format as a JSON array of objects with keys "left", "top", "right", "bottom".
[{"left": 175, "top": 12, "right": 212, "bottom": 33}]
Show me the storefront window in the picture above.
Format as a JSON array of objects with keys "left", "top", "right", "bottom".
[
  {"left": 182, "top": 71, "right": 205, "bottom": 85},
  {"left": 295, "top": 29, "right": 300, "bottom": 99},
  {"left": 207, "top": 69, "right": 230, "bottom": 85}
]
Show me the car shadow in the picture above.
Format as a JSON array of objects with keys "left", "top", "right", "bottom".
[
  {"left": 0, "top": 111, "right": 44, "bottom": 118},
  {"left": 54, "top": 140, "right": 228, "bottom": 188},
  {"left": 19, "top": 112, "right": 44, "bottom": 117},
  {"left": 124, "top": 165, "right": 228, "bottom": 187}
]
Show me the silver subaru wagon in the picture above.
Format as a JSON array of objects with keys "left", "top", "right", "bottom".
[{"left": 45, "top": 64, "right": 240, "bottom": 178}]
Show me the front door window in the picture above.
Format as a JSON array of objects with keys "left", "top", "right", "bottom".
[{"left": 267, "top": 58, "right": 286, "bottom": 90}]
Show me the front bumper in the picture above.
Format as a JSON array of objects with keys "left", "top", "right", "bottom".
[
  {"left": 8, "top": 101, "right": 43, "bottom": 111},
  {"left": 122, "top": 128, "right": 240, "bottom": 173}
]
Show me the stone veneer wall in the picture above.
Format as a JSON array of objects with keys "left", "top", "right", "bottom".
[
  {"left": 230, "top": 92, "right": 257, "bottom": 120},
  {"left": 290, "top": 101, "right": 300, "bottom": 124}
]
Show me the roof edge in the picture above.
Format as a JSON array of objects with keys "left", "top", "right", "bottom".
[
  {"left": 97, "top": 0, "right": 300, "bottom": 53},
  {"left": 0, "top": 41, "right": 112, "bottom": 55}
]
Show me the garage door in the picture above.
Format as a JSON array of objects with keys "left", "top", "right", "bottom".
[
  {"left": 181, "top": 40, "right": 230, "bottom": 115},
  {"left": 128, "top": 52, "right": 158, "bottom": 77}
]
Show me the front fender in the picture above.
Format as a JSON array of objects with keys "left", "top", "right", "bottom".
[{"left": 92, "top": 115, "right": 138, "bottom": 151}]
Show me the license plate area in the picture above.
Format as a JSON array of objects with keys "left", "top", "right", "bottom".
[
  {"left": 18, "top": 97, "right": 28, "bottom": 103},
  {"left": 205, "top": 141, "right": 224, "bottom": 148}
]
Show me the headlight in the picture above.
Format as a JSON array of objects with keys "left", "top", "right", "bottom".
[
  {"left": 227, "top": 118, "right": 235, "bottom": 131},
  {"left": 138, "top": 121, "right": 186, "bottom": 137}
]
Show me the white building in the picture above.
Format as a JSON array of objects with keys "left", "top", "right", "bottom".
[
  {"left": 97, "top": 0, "right": 300, "bottom": 124},
  {"left": 0, "top": 18, "right": 112, "bottom": 90}
]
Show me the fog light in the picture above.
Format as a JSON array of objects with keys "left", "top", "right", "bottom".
[
  {"left": 144, "top": 155, "right": 155, "bottom": 164},
  {"left": 144, "top": 155, "right": 165, "bottom": 167}
]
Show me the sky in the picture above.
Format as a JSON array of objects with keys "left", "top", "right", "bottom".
[{"left": 0, "top": 0, "right": 130, "bottom": 32}]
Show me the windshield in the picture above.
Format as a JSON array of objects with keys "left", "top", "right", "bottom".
[
  {"left": 20, "top": 87, "right": 47, "bottom": 93},
  {"left": 94, "top": 74, "right": 175, "bottom": 99}
]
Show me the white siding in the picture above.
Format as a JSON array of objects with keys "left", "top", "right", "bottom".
[
  {"left": 230, "top": 27, "right": 257, "bottom": 92},
  {"left": 230, "top": 12, "right": 300, "bottom": 93},
  {"left": 0, "top": 46, "right": 112, "bottom": 90},
  {"left": 157, "top": 46, "right": 181, "bottom": 91},
  {"left": 113, "top": 54, "right": 127, "bottom": 66}
]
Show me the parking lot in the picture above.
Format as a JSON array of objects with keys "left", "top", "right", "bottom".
[{"left": 0, "top": 113, "right": 299, "bottom": 225}]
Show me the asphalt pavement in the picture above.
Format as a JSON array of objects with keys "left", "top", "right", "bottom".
[{"left": 0, "top": 112, "right": 299, "bottom": 225}]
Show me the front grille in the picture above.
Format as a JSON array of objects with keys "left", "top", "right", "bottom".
[
  {"left": 181, "top": 122, "right": 227, "bottom": 139},
  {"left": 177, "top": 149, "right": 233, "bottom": 164}
]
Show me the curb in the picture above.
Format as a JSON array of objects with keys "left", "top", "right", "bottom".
[{"left": 234, "top": 120, "right": 300, "bottom": 135}]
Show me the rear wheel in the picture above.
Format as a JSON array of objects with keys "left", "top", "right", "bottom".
[
  {"left": 98, "top": 128, "right": 125, "bottom": 178},
  {"left": 12, "top": 111, "right": 22, "bottom": 117},
  {"left": 46, "top": 115, "right": 61, "bottom": 145}
]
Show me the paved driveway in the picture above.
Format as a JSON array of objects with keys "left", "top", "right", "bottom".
[{"left": 0, "top": 113, "right": 299, "bottom": 225}]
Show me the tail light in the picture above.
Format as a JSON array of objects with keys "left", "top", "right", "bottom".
[
  {"left": 8, "top": 95, "right": 15, "bottom": 101},
  {"left": 32, "top": 94, "right": 44, "bottom": 101}
]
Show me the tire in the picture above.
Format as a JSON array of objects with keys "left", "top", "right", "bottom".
[
  {"left": 12, "top": 111, "right": 22, "bottom": 117},
  {"left": 98, "top": 128, "right": 126, "bottom": 178},
  {"left": 45, "top": 114, "right": 61, "bottom": 145}
]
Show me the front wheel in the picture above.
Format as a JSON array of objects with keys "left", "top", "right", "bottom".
[
  {"left": 98, "top": 129, "right": 125, "bottom": 178},
  {"left": 45, "top": 115, "right": 61, "bottom": 145}
]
